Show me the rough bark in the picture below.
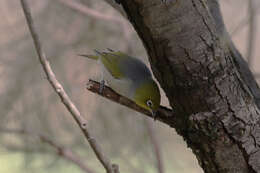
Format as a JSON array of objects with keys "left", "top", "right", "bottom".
[{"left": 116, "top": 0, "right": 260, "bottom": 172}]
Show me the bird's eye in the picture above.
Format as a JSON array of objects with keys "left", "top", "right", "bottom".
[{"left": 146, "top": 100, "right": 153, "bottom": 108}]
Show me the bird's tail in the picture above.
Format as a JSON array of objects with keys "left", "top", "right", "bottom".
[
  {"left": 79, "top": 49, "right": 117, "bottom": 60},
  {"left": 78, "top": 49, "right": 106, "bottom": 60},
  {"left": 78, "top": 53, "right": 99, "bottom": 60}
]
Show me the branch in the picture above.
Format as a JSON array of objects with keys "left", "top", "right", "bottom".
[
  {"left": 57, "top": 0, "right": 133, "bottom": 52},
  {"left": 145, "top": 119, "right": 164, "bottom": 173},
  {"left": 20, "top": 1, "right": 118, "bottom": 173},
  {"left": 231, "top": 3, "right": 260, "bottom": 36},
  {"left": 86, "top": 79, "right": 176, "bottom": 127},
  {"left": 0, "top": 128, "right": 96, "bottom": 173},
  {"left": 57, "top": 0, "right": 122, "bottom": 23},
  {"left": 247, "top": 0, "right": 257, "bottom": 67}
]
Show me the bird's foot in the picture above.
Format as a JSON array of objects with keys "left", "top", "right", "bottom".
[
  {"left": 151, "top": 111, "right": 158, "bottom": 121},
  {"left": 99, "top": 80, "right": 105, "bottom": 94}
]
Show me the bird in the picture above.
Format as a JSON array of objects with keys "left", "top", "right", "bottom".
[{"left": 80, "top": 49, "right": 161, "bottom": 117}]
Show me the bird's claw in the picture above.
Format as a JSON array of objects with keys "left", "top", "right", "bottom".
[
  {"left": 151, "top": 111, "right": 157, "bottom": 121},
  {"left": 99, "top": 80, "right": 105, "bottom": 94}
]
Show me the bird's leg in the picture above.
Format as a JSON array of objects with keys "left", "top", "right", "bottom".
[
  {"left": 151, "top": 110, "right": 158, "bottom": 121},
  {"left": 99, "top": 68, "right": 105, "bottom": 94},
  {"left": 99, "top": 79, "right": 105, "bottom": 94}
]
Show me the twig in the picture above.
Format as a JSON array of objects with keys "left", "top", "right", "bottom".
[
  {"left": 20, "top": 1, "right": 118, "bottom": 173},
  {"left": 145, "top": 119, "right": 164, "bottom": 173},
  {"left": 247, "top": 0, "right": 257, "bottom": 67},
  {"left": 58, "top": 0, "right": 122, "bottom": 23},
  {"left": 58, "top": 0, "right": 133, "bottom": 52},
  {"left": 86, "top": 79, "right": 176, "bottom": 126},
  {"left": 0, "top": 128, "right": 96, "bottom": 173},
  {"left": 231, "top": 3, "right": 260, "bottom": 36}
]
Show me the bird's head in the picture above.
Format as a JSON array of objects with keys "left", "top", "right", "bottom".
[{"left": 133, "top": 78, "right": 161, "bottom": 116}]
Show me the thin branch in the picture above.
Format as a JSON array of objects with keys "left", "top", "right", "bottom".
[
  {"left": 57, "top": 0, "right": 133, "bottom": 52},
  {"left": 57, "top": 0, "right": 122, "bottom": 23},
  {"left": 231, "top": 3, "right": 260, "bottom": 36},
  {"left": 0, "top": 128, "right": 96, "bottom": 173},
  {"left": 101, "top": 0, "right": 133, "bottom": 53},
  {"left": 20, "top": 1, "right": 118, "bottom": 173},
  {"left": 145, "top": 119, "right": 164, "bottom": 173},
  {"left": 86, "top": 79, "right": 176, "bottom": 126},
  {"left": 247, "top": 0, "right": 257, "bottom": 67}
]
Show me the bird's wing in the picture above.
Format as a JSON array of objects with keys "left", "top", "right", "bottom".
[{"left": 96, "top": 50, "right": 127, "bottom": 79}]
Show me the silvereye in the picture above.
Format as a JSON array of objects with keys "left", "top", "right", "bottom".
[{"left": 80, "top": 49, "right": 161, "bottom": 116}]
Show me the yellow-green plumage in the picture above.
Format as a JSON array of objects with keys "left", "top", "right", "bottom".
[
  {"left": 80, "top": 50, "right": 161, "bottom": 114},
  {"left": 82, "top": 51, "right": 127, "bottom": 79},
  {"left": 134, "top": 79, "right": 160, "bottom": 111}
]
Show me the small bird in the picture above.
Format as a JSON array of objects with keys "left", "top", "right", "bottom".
[{"left": 80, "top": 49, "right": 161, "bottom": 117}]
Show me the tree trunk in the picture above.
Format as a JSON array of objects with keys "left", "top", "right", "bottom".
[{"left": 117, "top": 0, "right": 260, "bottom": 172}]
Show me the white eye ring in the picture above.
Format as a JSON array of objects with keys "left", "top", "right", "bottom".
[{"left": 146, "top": 100, "right": 153, "bottom": 107}]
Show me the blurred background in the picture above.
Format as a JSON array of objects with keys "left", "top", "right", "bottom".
[{"left": 0, "top": 0, "right": 259, "bottom": 173}]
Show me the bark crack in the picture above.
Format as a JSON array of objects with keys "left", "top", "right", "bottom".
[
  {"left": 191, "top": 0, "right": 215, "bottom": 39},
  {"left": 116, "top": 0, "right": 260, "bottom": 172}
]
